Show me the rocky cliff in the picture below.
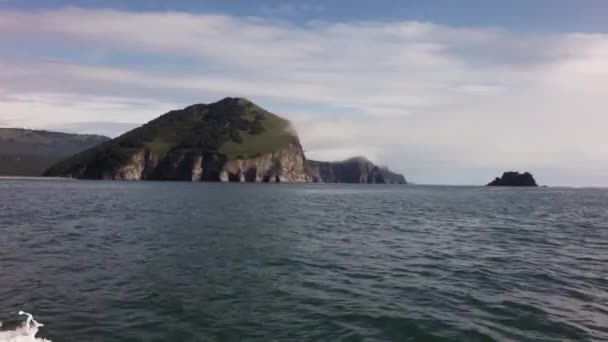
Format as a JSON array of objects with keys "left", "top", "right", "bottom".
[
  {"left": 99, "top": 136, "right": 309, "bottom": 182},
  {"left": 487, "top": 171, "right": 538, "bottom": 187},
  {"left": 44, "top": 98, "right": 406, "bottom": 184},
  {"left": 306, "top": 157, "right": 407, "bottom": 184},
  {"left": 218, "top": 139, "right": 308, "bottom": 183}
]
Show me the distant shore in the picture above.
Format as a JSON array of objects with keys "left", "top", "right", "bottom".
[{"left": 0, "top": 176, "right": 70, "bottom": 180}]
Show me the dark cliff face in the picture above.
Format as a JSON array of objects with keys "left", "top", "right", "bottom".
[
  {"left": 376, "top": 167, "right": 408, "bottom": 184},
  {"left": 306, "top": 157, "right": 407, "bottom": 184},
  {"left": 50, "top": 136, "right": 309, "bottom": 183},
  {"left": 487, "top": 172, "right": 538, "bottom": 187}
]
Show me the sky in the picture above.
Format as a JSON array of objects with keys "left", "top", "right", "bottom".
[{"left": 0, "top": 0, "right": 607, "bottom": 186}]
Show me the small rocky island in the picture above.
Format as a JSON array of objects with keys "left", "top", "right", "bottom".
[
  {"left": 44, "top": 97, "right": 406, "bottom": 184},
  {"left": 487, "top": 172, "right": 538, "bottom": 187}
]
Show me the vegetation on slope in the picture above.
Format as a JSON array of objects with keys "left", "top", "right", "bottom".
[{"left": 44, "top": 98, "right": 294, "bottom": 177}]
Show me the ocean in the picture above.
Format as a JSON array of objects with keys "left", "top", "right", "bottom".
[{"left": 0, "top": 179, "right": 606, "bottom": 341}]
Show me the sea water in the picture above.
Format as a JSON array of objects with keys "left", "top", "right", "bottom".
[{"left": 1, "top": 179, "right": 607, "bottom": 341}]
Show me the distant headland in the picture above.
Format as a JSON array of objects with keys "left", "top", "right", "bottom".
[
  {"left": 39, "top": 98, "right": 406, "bottom": 184},
  {"left": 0, "top": 128, "right": 109, "bottom": 176}
]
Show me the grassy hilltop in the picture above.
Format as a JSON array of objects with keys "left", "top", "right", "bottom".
[{"left": 45, "top": 97, "right": 294, "bottom": 177}]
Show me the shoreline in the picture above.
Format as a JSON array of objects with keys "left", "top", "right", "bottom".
[{"left": 0, "top": 176, "right": 71, "bottom": 180}]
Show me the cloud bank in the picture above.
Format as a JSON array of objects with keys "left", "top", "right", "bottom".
[{"left": 0, "top": 8, "right": 606, "bottom": 185}]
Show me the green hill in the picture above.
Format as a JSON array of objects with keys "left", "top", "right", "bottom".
[
  {"left": 0, "top": 128, "right": 109, "bottom": 176},
  {"left": 44, "top": 97, "right": 296, "bottom": 179}
]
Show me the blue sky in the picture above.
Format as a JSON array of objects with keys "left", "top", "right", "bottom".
[
  {"left": 0, "top": 1, "right": 607, "bottom": 186},
  {"left": 4, "top": 0, "right": 608, "bottom": 33}
]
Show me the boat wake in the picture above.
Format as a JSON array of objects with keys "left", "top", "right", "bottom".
[{"left": 0, "top": 312, "right": 51, "bottom": 342}]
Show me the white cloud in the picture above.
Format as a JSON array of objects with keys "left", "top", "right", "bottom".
[
  {"left": 48, "top": 121, "right": 140, "bottom": 138},
  {"left": 0, "top": 8, "right": 607, "bottom": 185},
  {"left": 0, "top": 91, "right": 179, "bottom": 135},
  {"left": 259, "top": 3, "right": 325, "bottom": 17}
]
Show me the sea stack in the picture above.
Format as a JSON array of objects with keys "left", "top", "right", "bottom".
[{"left": 487, "top": 171, "right": 538, "bottom": 187}]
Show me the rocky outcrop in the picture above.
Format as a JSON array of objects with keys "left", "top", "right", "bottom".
[
  {"left": 219, "top": 140, "right": 308, "bottom": 183},
  {"left": 487, "top": 171, "right": 538, "bottom": 187},
  {"left": 147, "top": 149, "right": 206, "bottom": 181},
  {"left": 113, "top": 149, "right": 147, "bottom": 180},
  {"left": 306, "top": 157, "right": 407, "bottom": 184},
  {"left": 78, "top": 137, "right": 310, "bottom": 183},
  {"left": 191, "top": 155, "right": 203, "bottom": 181},
  {"left": 376, "top": 167, "right": 408, "bottom": 184},
  {"left": 70, "top": 147, "right": 406, "bottom": 184}
]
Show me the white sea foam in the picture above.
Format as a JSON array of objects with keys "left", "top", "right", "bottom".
[{"left": 0, "top": 312, "right": 51, "bottom": 342}]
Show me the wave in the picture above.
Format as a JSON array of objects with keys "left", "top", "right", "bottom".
[{"left": 0, "top": 312, "right": 51, "bottom": 342}]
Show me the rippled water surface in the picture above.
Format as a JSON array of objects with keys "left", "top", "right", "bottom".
[{"left": 1, "top": 179, "right": 607, "bottom": 341}]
